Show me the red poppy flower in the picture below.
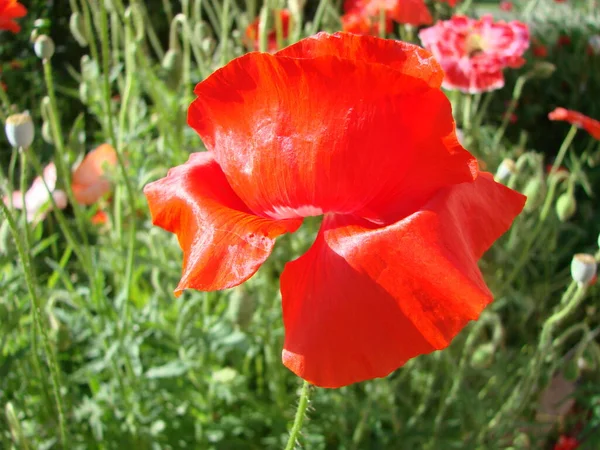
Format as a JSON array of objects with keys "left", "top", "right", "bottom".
[
  {"left": 72, "top": 143, "right": 118, "bottom": 205},
  {"left": 500, "top": 1, "right": 513, "bottom": 11},
  {"left": 341, "top": 11, "right": 393, "bottom": 35},
  {"left": 245, "top": 9, "right": 291, "bottom": 53},
  {"left": 548, "top": 107, "right": 600, "bottom": 139},
  {"left": 437, "top": 0, "right": 459, "bottom": 6},
  {"left": 533, "top": 43, "right": 548, "bottom": 58},
  {"left": 557, "top": 34, "right": 571, "bottom": 47},
  {"left": 0, "top": 0, "right": 26, "bottom": 33},
  {"left": 144, "top": 32, "right": 525, "bottom": 388},
  {"left": 419, "top": 15, "right": 530, "bottom": 93},
  {"left": 342, "top": 0, "right": 432, "bottom": 32},
  {"left": 554, "top": 435, "right": 579, "bottom": 450}
]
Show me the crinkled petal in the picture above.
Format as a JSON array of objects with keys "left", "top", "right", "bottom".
[
  {"left": 143, "top": 152, "right": 302, "bottom": 295},
  {"left": 189, "top": 34, "right": 475, "bottom": 223},
  {"left": 280, "top": 173, "right": 525, "bottom": 387},
  {"left": 276, "top": 32, "right": 443, "bottom": 87}
]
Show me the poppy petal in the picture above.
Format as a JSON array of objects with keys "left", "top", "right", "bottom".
[
  {"left": 276, "top": 32, "right": 444, "bottom": 88},
  {"left": 189, "top": 37, "right": 475, "bottom": 223},
  {"left": 280, "top": 173, "right": 525, "bottom": 387},
  {"left": 143, "top": 152, "right": 302, "bottom": 295}
]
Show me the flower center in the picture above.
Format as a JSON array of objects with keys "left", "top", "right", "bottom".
[{"left": 466, "top": 33, "right": 485, "bottom": 57}]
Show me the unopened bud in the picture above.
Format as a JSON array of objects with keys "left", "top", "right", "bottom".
[
  {"left": 79, "top": 83, "right": 89, "bottom": 104},
  {"left": 571, "top": 253, "right": 597, "bottom": 287},
  {"left": 495, "top": 158, "right": 516, "bottom": 182},
  {"left": 69, "top": 12, "right": 88, "bottom": 47},
  {"left": 41, "top": 120, "right": 53, "bottom": 144},
  {"left": 34, "top": 35, "right": 55, "bottom": 60},
  {"left": 556, "top": 191, "right": 576, "bottom": 222},
  {"left": 470, "top": 342, "right": 495, "bottom": 369},
  {"left": 523, "top": 178, "right": 545, "bottom": 212},
  {"left": 162, "top": 49, "right": 183, "bottom": 90},
  {"left": 5, "top": 112, "right": 34, "bottom": 148},
  {"left": 227, "top": 287, "right": 257, "bottom": 330},
  {"left": 532, "top": 61, "right": 556, "bottom": 79}
]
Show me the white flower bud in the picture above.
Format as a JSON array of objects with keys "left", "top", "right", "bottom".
[
  {"left": 5, "top": 112, "right": 34, "bottom": 148},
  {"left": 494, "top": 158, "right": 516, "bottom": 182},
  {"left": 571, "top": 253, "right": 597, "bottom": 287},
  {"left": 34, "top": 35, "right": 55, "bottom": 60}
]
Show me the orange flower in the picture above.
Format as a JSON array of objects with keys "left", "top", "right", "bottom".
[
  {"left": 0, "top": 0, "right": 26, "bottom": 34},
  {"left": 72, "top": 144, "right": 118, "bottom": 205},
  {"left": 91, "top": 209, "right": 109, "bottom": 225},
  {"left": 548, "top": 107, "right": 600, "bottom": 139}
]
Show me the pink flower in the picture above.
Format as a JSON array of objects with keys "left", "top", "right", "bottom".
[
  {"left": 3, "top": 163, "right": 67, "bottom": 224},
  {"left": 500, "top": 1, "right": 513, "bottom": 11},
  {"left": 419, "top": 15, "right": 529, "bottom": 93}
]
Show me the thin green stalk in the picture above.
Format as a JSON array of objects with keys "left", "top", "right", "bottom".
[
  {"left": 219, "top": 0, "right": 232, "bottom": 66},
  {"left": 481, "top": 282, "right": 588, "bottom": 442},
  {"left": 462, "top": 93, "right": 473, "bottom": 132},
  {"left": 310, "top": 0, "right": 330, "bottom": 34},
  {"left": 42, "top": 62, "right": 89, "bottom": 245},
  {"left": 0, "top": 188, "right": 68, "bottom": 448},
  {"left": 99, "top": 0, "right": 137, "bottom": 302},
  {"left": 284, "top": 380, "right": 311, "bottom": 450},
  {"left": 492, "top": 75, "right": 528, "bottom": 149},
  {"left": 378, "top": 8, "right": 386, "bottom": 39}
]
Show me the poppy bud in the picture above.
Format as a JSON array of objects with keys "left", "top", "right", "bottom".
[
  {"left": 34, "top": 35, "right": 55, "bottom": 61},
  {"left": 227, "top": 286, "right": 257, "bottom": 329},
  {"left": 531, "top": 61, "right": 555, "bottom": 79},
  {"left": 29, "top": 28, "right": 40, "bottom": 44},
  {"left": 69, "top": 12, "right": 88, "bottom": 47},
  {"left": 470, "top": 342, "right": 495, "bottom": 369},
  {"left": 570, "top": 253, "right": 597, "bottom": 287},
  {"left": 495, "top": 158, "right": 516, "bottom": 182},
  {"left": 4, "top": 403, "right": 24, "bottom": 445},
  {"left": 79, "top": 83, "right": 89, "bottom": 104},
  {"left": 41, "top": 120, "right": 53, "bottom": 144},
  {"left": 5, "top": 111, "right": 34, "bottom": 148},
  {"left": 555, "top": 191, "right": 576, "bottom": 222},
  {"left": 522, "top": 178, "right": 545, "bottom": 212},
  {"left": 563, "top": 358, "right": 580, "bottom": 382},
  {"left": 161, "top": 49, "right": 183, "bottom": 90}
]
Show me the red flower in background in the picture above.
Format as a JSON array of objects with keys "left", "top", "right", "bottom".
[
  {"left": 72, "top": 143, "right": 118, "bottom": 205},
  {"left": 500, "top": 1, "right": 513, "bottom": 11},
  {"left": 437, "top": 0, "right": 459, "bottom": 6},
  {"left": 419, "top": 15, "right": 529, "bottom": 93},
  {"left": 245, "top": 9, "right": 291, "bottom": 52},
  {"left": 0, "top": 0, "right": 26, "bottom": 33},
  {"left": 144, "top": 32, "right": 525, "bottom": 388},
  {"left": 342, "top": 0, "right": 432, "bottom": 34},
  {"left": 549, "top": 107, "right": 600, "bottom": 139},
  {"left": 554, "top": 435, "right": 579, "bottom": 450}
]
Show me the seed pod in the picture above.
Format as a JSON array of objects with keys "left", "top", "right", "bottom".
[
  {"left": 522, "top": 178, "right": 545, "bottom": 212},
  {"left": 571, "top": 253, "right": 597, "bottom": 287},
  {"left": 5, "top": 112, "right": 34, "bottom": 148},
  {"left": 162, "top": 49, "right": 183, "bottom": 90},
  {"left": 556, "top": 191, "right": 576, "bottom": 222},
  {"left": 34, "top": 35, "right": 55, "bottom": 61},
  {"left": 69, "top": 12, "right": 88, "bottom": 47},
  {"left": 531, "top": 61, "right": 555, "bottom": 79},
  {"left": 470, "top": 342, "right": 495, "bottom": 369}
]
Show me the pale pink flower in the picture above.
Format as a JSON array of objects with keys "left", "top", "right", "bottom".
[
  {"left": 419, "top": 15, "right": 529, "bottom": 93},
  {"left": 4, "top": 162, "right": 67, "bottom": 223}
]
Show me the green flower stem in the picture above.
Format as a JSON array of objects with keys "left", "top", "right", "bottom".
[
  {"left": 462, "top": 93, "right": 473, "bottom": 132},
  {"left": 99, "top": 0, "right": 137, "bottom": 303},
  {"left": 481, "top": 282, "right": 588, "bottom": 442},
  {"left": 219, "top": 0, "right": 231, "bottom": 66},
  {"left": 0, "top": 180, "right": 68, "bottom": 448},
  {"left": 284, "top": 380, "right": 311, "bottom": 450},
  {"left": 42, "top": 61, "right": 89, "bottom": 246},
  {"left": 492, "top": 75, "right": 528, "bottom": 149},
  {"left": 378, "top": 8, "right": 386, "bottom": 39}
]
